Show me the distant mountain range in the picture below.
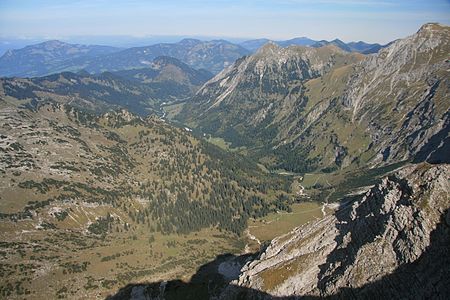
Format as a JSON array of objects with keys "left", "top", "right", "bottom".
[
  {"left": 239, "top": 37, "right": 387, "bottom": 54},
  {"left": 1, "top": 55, "right": 211, "bottom": 115},
  {"left": 0, "top": 36, "right": 389, "bottom": 78},
  {"left": 0, "top": 39, "right": 249, "bottom": 77},
  {"left": 2, "top": 25, "right": 445, "bottom": 174},
  {"left": 0, "top": 40, "right": 121, "bottom": 77},
  {"left": 239, "top": 37, "right": 316, "bottom": 51}
]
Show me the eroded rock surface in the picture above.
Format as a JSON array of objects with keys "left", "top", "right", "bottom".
[{"left": 222, "top": 163, "right": 450, "bottom": 299}]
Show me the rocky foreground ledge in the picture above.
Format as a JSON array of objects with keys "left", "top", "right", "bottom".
[
  {"left": 111, "top": 163, "right": 449, "bottom": 299},
  {"left": 221, "top": 163, "right": 450, "bottom": 299}
]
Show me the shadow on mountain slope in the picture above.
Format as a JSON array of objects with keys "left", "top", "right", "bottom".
[
  {"left": 105, "top": 252, "right": 267, "bottom": 300},
  {"left": 107, "top": 208, "right": 449, "bottom": 300},
  {"left": 413, "top": 111, "right": 450, "bottom": 164},
  {"left": 316, "top": 176, "right": 417, "bottom": 294},
  {"left": 325, "top": 207, "right": 450, "bottom": 299}
]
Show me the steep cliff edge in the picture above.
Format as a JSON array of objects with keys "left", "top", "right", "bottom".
[
  {"left": 222, "top": 163, "right": 450, "bottom": 299},
  {"left": 341, "top": 23, "right": 450, "bottom": 166}
]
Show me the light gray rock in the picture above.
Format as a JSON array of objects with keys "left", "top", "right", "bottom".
[{"left": 221, "top": 163, "right": 450, "bottom": 299}]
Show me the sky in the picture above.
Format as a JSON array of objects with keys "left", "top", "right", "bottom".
[{"left": 0, "top": 0, "right": 449, "bottom": 44}]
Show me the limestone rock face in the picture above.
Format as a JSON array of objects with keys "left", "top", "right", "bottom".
[
  {"left": 222, "top": 163, "right": 450, "bottom": 299},
  {"left": 342, "top": 23, "right": 450, "bottom": 165},
  {"left": 182, "top": 43, "right": 360, "bottom": 127}
]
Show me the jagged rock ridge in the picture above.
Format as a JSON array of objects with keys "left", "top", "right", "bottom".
[
  {"left": 221, "top": 163, "right": 450, "bottom": 299},
  {"left": 239, "top": 37, "right": 385, "bottom": 54}
]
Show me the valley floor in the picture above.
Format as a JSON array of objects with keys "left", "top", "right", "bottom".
[{"left": 0, "top": 223, "right": 246, "bottom": 298}]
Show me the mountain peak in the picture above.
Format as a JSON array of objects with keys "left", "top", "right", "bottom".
[
  {"left": 151, "top": 56, "right": 189, "bottom": 70},
  {"left": 414, "top": 23, "right": 450, "bottom": 43},
  {"left": 417, "top": 22, "right": 447, "bottom": 33},
  {"left": 256, "top": 41, "right": 281, "bottom": 55},
  {"left": 76, "top": 69, "right": 91, "bottom": 77},
  {"left": 331, "top": 38, "right": 345, "bottom": 43},
  {"left": 178, "top": 38, "right": 202, "bottom": 46},
  {"left": 39, "top": 40, "right": 69, "bottom": 48},
  {"left": 20, "top": 40, "right": 70, "bottom": 52}
]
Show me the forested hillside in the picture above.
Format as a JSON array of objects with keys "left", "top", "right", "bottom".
[{"left": 0, "top": 92, "right": 294, "bottom": 297}]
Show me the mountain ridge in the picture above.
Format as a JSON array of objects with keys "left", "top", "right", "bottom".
[
  {"left": 0, "top": 55, "right": 212, "bottom": 116},
  {"left": 220, "top": 162, "right": 450, "bottom": 299},
  {"left": 178, "top": 23, "right": 450, "bottom": 173},
  {"left": 0, "top": 96, "right": 292, "bottom": 297},
  {"left": 240, "top": 37, "right": 387, "bottom": 54},
  {"left": 0, "top": 39, "right": 250, "bottom": 77},
  {"left": 0, "top": 35, "right": 390, "bottom": 78},
  {"left": 1, "top": 22, "right": 449, "bottom": 299},
  {"left": 0, "top": 40, "right": 121, "bottom": 77}
]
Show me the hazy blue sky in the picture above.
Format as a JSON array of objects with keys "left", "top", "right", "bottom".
[{"left": 0, "top": 0, "right": 449, "bottom": 43}]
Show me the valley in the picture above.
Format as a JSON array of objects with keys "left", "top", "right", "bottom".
[
  {"left": 247, "top": 202, "right": 325, "bottom": 246},
  {"left": 0, "top": 74, "right": 391, "bottom": 299},
  {"left": 0, "top": 20, "right": 448, "bottom": 300},
  {"left": 0, "top": 97, "right": 295, "bottom": 298}
]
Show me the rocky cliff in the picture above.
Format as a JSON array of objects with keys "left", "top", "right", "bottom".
[
  {"left": 341, "top": 23, "right": 450, "bottom": 166},
  {"left": 221, "top": 163, "right": 450, "bottom": 299}
]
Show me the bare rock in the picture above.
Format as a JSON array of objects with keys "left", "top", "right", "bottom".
[{"left": 221, "top": 163, "right": 450, "bottom": 299}]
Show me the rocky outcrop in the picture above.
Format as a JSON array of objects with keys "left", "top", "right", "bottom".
[
  {"left": 221, "top": 163, "right": 450, "bottom": 299},
  {"left": 189, "top": 43, "right": 360, "bottom": 113},
  {"left": 342, "top": 23, "right": 450, "bottom": 166}
]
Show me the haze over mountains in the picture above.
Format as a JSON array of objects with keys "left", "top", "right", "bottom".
[
  {"left": 239, "top": 37, "right": 386, "bottom": 54},
  {"left": 0, "top": 40, "right": 121, "bottom": 77},
  {"left": 0, "top": 35, "right": 388, "bottom": 78},
  {"left": 1, "top": 55, "right": 212, "bottom": 116},
  {"left": 0, "top": 22, "right": 449, "bottom": 299},
  {"left": 0, "top": 39, "right": 248, "bottom": 77}
]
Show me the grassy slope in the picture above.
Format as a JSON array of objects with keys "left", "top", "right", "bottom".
[{"left": 0, "top": 98, "right": 293, "bottom": 298}]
